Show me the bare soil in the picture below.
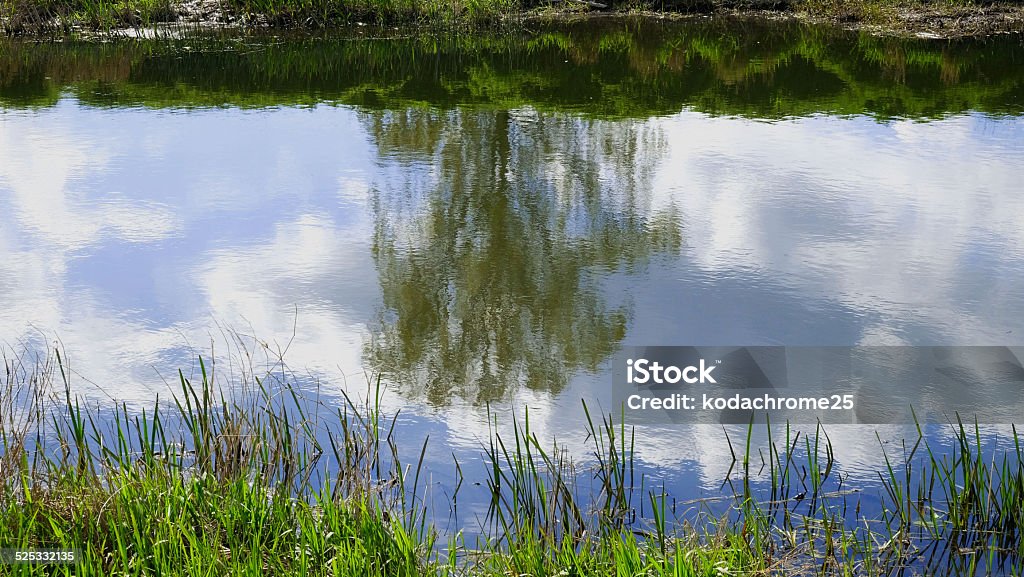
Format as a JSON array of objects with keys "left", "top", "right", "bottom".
[{"left": 522, "top": 4, "right": 1024, "bottom": 38}]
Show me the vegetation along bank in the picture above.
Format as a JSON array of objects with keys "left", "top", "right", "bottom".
[
  {"left": 2, "top": 0, "right": 1024, "bottom": 38},
  {"left": 2, "top": 349, "right": 1023, "bottom": 575}
]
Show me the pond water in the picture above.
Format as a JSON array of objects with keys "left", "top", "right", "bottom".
[{"left": 2, "top": 18, "right": 1023, "bottom": 543}]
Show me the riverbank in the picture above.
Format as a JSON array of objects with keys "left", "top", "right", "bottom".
[
  {"left": 2, "top": 350, "right": 1022, "bottom": 575},
  {"left": 2, "top": 0, "right": 1023, "bottom": 37}
]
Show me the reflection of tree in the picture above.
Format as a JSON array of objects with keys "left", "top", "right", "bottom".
[{"left": 364, "top": 108, "right": 682, "bottom": 405}]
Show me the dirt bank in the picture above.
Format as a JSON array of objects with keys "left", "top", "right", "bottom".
[
  {"left": 4, "top": 0, "right": 1024, "bottom": 38},
  {"left": 521, "top": 3, "right": 1024, "bottom": 39}
]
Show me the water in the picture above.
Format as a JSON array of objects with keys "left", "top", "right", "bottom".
[{"left": 1, "top": 18, "right": 1023, "bottom": 541}]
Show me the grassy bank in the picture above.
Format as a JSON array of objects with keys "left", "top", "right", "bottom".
[
  {"left": 1, "top": 347, "right": 1023, "bottom": 575},
  {"left": 2, "top": 0, "right": 1024, "bottom": 37}
]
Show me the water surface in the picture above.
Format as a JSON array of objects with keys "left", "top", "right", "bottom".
[{"left": 2, "top": 18, "right": 1023, "bottom": 535}]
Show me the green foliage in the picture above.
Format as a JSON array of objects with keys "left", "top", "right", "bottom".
[
  {"left": 0, "top": 348, "right": 439, "bottom": 576},
  {"left": 1, "top": 0, "right": 174, "bottom": 33},
  {"left": 1, "top": 344, "right": 1022, "bottom": 575},
  {"left": 0, "top": 0, "right": 518, "bottom": 32}
]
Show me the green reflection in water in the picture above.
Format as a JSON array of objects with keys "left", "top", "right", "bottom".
[
  {"left": 1, "top": 18, "right": 1022, "bottom": 119},
  {"left": 364, "top": 109, "right": 682, "bottom": 403}
]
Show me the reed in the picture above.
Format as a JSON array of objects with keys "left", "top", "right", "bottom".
[{"left": 0, "top": 345, "right": 1021, "bottom": 575}]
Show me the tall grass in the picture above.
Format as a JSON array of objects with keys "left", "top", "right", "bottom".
[
  {"left": 0, "top": 0, "right": 519, "bottom": 34},
  {"left": 1, "top": 344, "right": 1022, "bottom": 575},
  {"left": 0, "top": 345, "right": 437, "bottom": 575},
  {"left": 1, "top": 0, "right": 175, "bottom": 33},
  {"left": 226, "top": 0, "right": 520, "bottom": 29},
  {"left": 5, "top": 0, "right": 1022, "bottom": 36}
]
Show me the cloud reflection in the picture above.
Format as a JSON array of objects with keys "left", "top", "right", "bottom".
[{"left": 1, "top": 102, "right": 1021, "bottom": 495}]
